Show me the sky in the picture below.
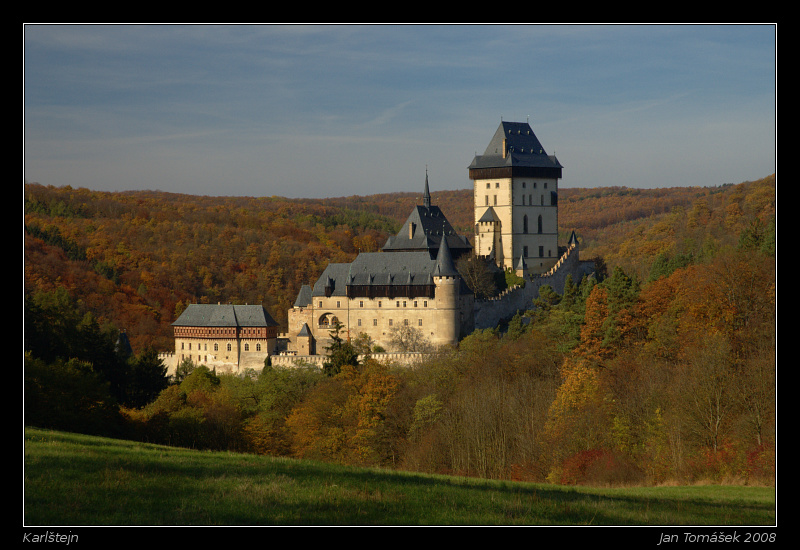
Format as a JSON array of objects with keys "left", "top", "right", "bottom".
[{"left": 23, "top": 24, "right": 776, "bottom": 199}]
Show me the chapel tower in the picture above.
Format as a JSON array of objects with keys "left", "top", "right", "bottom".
[{"left": 469, "top": 120, "right": 562, "bottom": 275}]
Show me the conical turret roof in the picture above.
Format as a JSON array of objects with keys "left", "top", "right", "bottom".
[{"left": 434, "top": 233, "right": 458, "bottom": 277}]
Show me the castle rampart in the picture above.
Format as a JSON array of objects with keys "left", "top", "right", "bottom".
[
  {"left": 473, "top": 242, "right": 594, "bottom": 330},
  {"left": 271, "top": 351, "right": 428, "bottom": 369}
]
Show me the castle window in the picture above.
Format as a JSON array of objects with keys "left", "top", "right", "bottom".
[
  {"left": 522, "top": 181, "right": 526, "bottom": 188},
  {"left": 523, "top": 215, "right": 528, "bottom": 234},
  {"left": 244, "top": 343, "right": 250, "bottom": 351},
  {"left": 389, "top": 319, "right": 393, "bottom": 326},
  {"left": 373, "top": 319, "right": 378, "bottom": 326},
  {"left": 214, "top": 343, "right": 218, "bottom": 351},
  {"left": 539, "top": 246, "right": 544, "bottom": 257},
  {"left": 403, "top": 301, "right": 407, "bottom": 307},
  {"left": 396, "top": 301, "right": 400, "bottom": 307},
  {"left": 227, "top": 343, "right": 232, "bottom": 352},
  {"left": 358, "top": 319, "right": 362, "bottom": 327},
  {"left": 256, "top": 343, "right": 261, "bottom": 351},
  {"left": 359, "top": 301, "right": 363, "bottom": 307},
  {"left": 378, "top": 301, "right": 382, "bottom": 307},
  {"left": 538, "top": 215, "right": 543, "bottom": 234},
  {"left": 495, "top": 182, "right": 499, "bottom": 188},
  {"left": 523, "top": 246, "right": 528, "bottom": 258},
  {"left": 414, "top": 301, "right": 418, "bottom": 307},
  {"left": 337, "top": 301, "right": 340, "bottom": 308},
  {"left": 418, "top": 319, "right": 423, "bottom": 326},
  {"left": 424, "top": 301, "right": 428, "bottom": 307},
  {"left": 485, "top": 196, "right": 489, "bottom": 206},
  {"left": 404, "top": 319, "right": 409, "bottom": 326},
  {"left": 493, "top": 195, "right": 497, "bottom": 205}
]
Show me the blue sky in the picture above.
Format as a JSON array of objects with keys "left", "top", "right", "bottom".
[{"left": 23, "top": 24, "right": 776, "bottom": 198}]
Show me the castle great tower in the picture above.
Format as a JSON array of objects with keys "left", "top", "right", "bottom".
[{"left": 469, "top": 120, "right": 562, "bottom": 275}]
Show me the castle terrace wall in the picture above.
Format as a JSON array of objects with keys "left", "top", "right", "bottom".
[
  {"left": 473, "top": 244, "right": 594, "bottom": 330},
  {"left": 271, "top": 352, "right": 428, "bottom": 368}
]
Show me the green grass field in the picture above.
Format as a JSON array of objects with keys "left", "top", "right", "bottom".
[{"left": 23, "top": 427, "right": 776, "bottom": 527}]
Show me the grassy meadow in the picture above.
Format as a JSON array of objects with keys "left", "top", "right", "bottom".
[{"left": 23, "top": 427, "right": 776, "bottom": 527}]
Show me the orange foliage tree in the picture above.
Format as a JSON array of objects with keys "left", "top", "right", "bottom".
[{"left": 285, "top": 360, "right": 402, "bottom": 466}]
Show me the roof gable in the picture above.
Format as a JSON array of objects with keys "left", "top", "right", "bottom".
[{"left": 381, "top": 174, "right": 471, "bottom": 257}]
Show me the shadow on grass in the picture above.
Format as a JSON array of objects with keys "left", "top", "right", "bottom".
[{"left": 24, "top": 428, "right": 776, "bottom": 526}]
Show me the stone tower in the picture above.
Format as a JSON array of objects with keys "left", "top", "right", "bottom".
[
  {"left": 431, "top": 234, "right": 461, "bottom": 346},
  {"left": 469, "top": 120, "right": 562, "bottom": 275}
]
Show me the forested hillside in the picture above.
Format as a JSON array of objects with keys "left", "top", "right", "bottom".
[
  {"left": 23, "top": 175, "right": 776, "bottom": 486},
  {"left": 23, "top": 176, "right": 774, "bottom": 351}
]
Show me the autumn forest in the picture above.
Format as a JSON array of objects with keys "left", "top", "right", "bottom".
[{"left": 23, "top": 174, "right": 776, "bottom": 486}]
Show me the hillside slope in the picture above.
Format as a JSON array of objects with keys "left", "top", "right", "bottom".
[{"left": 23, "top": 175, "right": 775, "bottom": 352}]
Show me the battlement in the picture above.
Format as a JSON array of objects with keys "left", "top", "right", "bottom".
[{"left": 473, "top": 238, "right": 594, "bottom": 329}]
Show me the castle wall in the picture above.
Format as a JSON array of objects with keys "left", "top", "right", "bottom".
[
  {"left": 474, "top": 243, "right": 594, "bottom": 330},
  {"left": 161, "top": 335, "right": 276, "bottom": 377},
  {"left": 271, "top": 351, "right": 429, "bottom": 369},
  {"left": 286, "top": 288, "right": 469, "bottom": 355}
]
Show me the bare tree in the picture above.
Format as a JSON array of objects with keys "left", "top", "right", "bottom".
[
  {"left": 389, "top": 324, "right": 433, "bottom": 353},
  {"left": 456, "top": 254, "right": 498, "bottom": 299}
]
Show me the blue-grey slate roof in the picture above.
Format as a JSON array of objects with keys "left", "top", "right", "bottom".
[
  {"left": 382, "top": 204, "right": 472, "bottom": 256},
  {"left": 468, "top": 121, "right": 562, "bottom": 172},
  {"left": 293, "top": 284, "right": 313, "bottom": 307},
  {"left": 309, "top": 238, "right": 462, "bottom": 298},
  {"left": 297, "top": 175, "right": 472, "bottom": 304},
  {"left": 172, "top": 304, "right": 278, "bottom": 327},
  {"left": 477, "top": 206, "right": 500, "bottom": 223},
  {"left": 382, "top": 173, "right": 471, "bottom": 257}
]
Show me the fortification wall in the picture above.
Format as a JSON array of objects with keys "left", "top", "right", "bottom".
[
  {"left": 473, "top": 244, "right": 594, "bottom": 330},
  {"left": 271, "top": 351, "right": 428, "bottom": 368}
]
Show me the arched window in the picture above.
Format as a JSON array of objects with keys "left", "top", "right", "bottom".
[
  {"left": 227, "top": 343, "right": 232, "bottom": 352},
  {"left": 523, "top": 215, "right": 528, "bottom": 234},
  {"left": 537, "top": 215, "right": 543, "bottom": 234},
  {"left": 244, "top": 343, "right": 250, "bottom": 351}
]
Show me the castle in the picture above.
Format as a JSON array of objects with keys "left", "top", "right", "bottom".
[
  {"left": 162, "top": 120, "right": 594, "bottom": 374},
  {"left": 282, "top": 172, "right": 475, "bottom": 362}
]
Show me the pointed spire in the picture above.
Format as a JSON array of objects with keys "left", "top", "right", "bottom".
[
  {"left": 423, "top": 167, "right": 431, "bottom": 209},
  {"left": 568, "top": 230, "right": 579, "bottom": 246}
]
